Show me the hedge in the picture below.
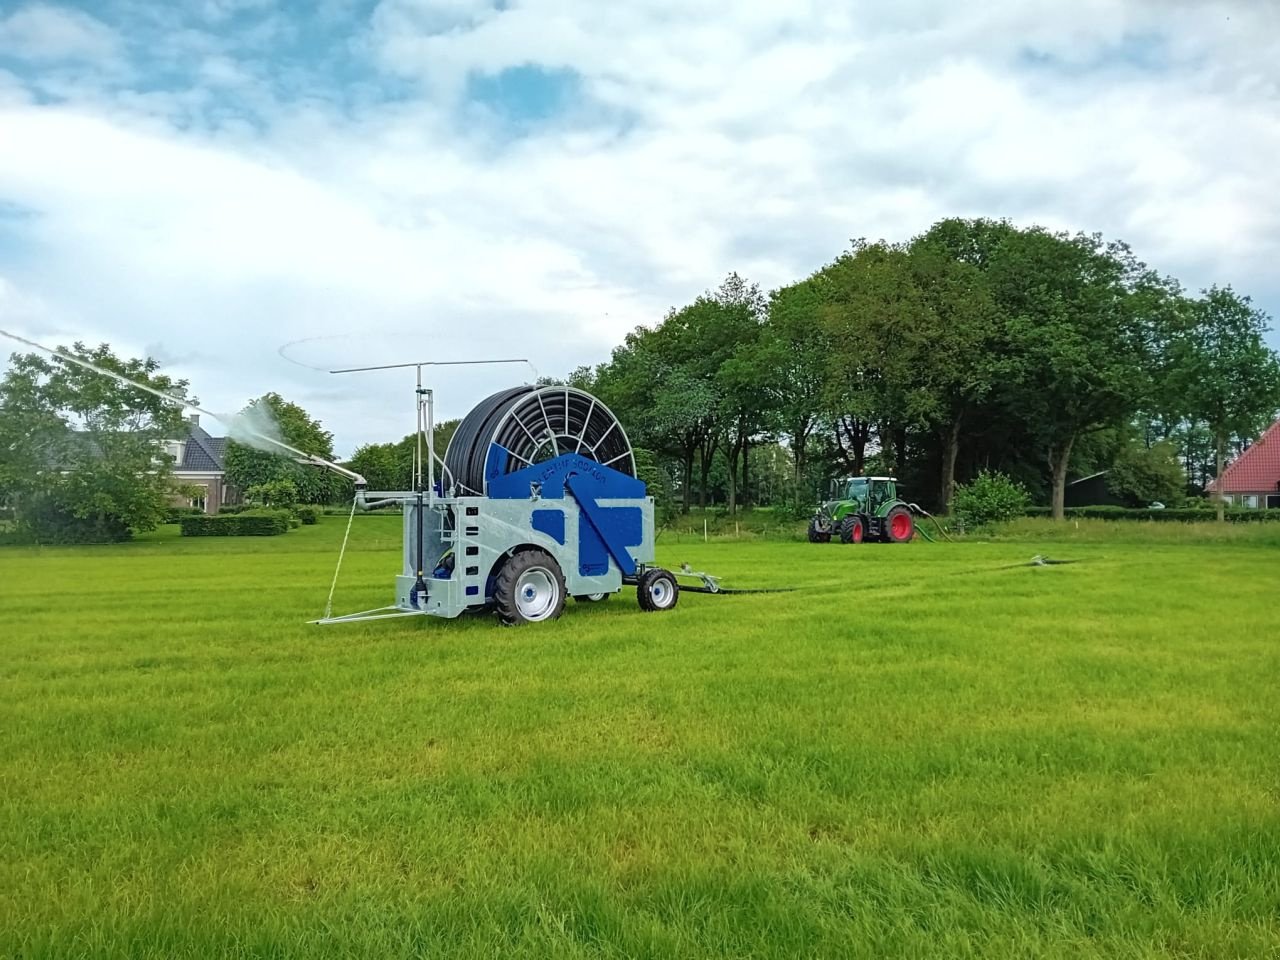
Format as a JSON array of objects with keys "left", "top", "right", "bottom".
[
  {"left": 164, "top": 506, "right": 204, "bottom": 524},
  {"left": 179, "top": 511, "right": 291, "bottom": 537},
  {"left": 1023, "top": 505, "right": 1280, "bottom": 523},
  {"left": 296, "top": 505, "right": 321, "bottom": 525}
]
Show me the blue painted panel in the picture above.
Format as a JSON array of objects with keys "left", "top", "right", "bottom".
[
  {"left": 579, "top": 521, "right": 610, "bottom": 576},
  {"left": 485, "top": 443, "right": 516, "bottom": 486},
  {"left": 565, "top": 473, "right": 643, "bottom": 577},
  {"left": 531, "top": 509, "right": 566, "bottom": 545},
  {"left": 487, "top": 451, "right": 646, "bottom": 501}
]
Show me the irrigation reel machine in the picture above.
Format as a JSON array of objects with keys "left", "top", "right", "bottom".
[{"left": 318, "top": 362, "right": 722, "bottom": 627}]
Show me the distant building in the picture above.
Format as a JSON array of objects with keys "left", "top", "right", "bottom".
[
  {"left": 1064, "top": 471, "right": 1126, "bottom": 508},
  {"left": 164, "top": 415, "right": 239, "bottom": 514},
  {"left": 1205, "top": 420, "right": 1280, "bottom": 509}
]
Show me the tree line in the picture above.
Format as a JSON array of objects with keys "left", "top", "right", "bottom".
[{"left": 555, "top": 218, "right": 1280, "bottom": 520}]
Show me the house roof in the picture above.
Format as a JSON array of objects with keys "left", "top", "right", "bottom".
[
  {"left": 177, "top": 422, "right": 227, "bottom": 473},
  {"left": 1207, "top": 420, "right": 1280, "bottom": 494},
  {"left": 1069, "top": 471, "right": 1107, "bottom": 486}
]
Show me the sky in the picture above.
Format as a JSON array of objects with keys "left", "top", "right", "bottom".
[{"left": 1, "top": 0, "right": 1278, "bottom": 455}]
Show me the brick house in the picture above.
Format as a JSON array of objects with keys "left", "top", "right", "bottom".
[
  {"left": 166, "top": 415, "right": 239, "bottom": 514},
  {"left": 1206, "top": 420, "right": 1280, "bottom": 509}
]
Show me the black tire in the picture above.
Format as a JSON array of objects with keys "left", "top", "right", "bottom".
[
  {"left": 838, "top": 514, "right": 865, "bottom": 544},
  {"left": 494, "top": 549, "right": 566, "bottom": 626},
  {"left": 883, "top": 505, "right": 915, "bottom": 544},
  {"left": 807, "top": 518, "right": 832, "bottom": 543},
  {"left": 637, "top": 568, "right": 679, "bottom": 612},
  {"left": 573, "top": 592, "right": 610, "bottom": 603}
]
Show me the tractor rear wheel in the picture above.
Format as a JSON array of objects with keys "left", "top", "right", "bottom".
[
  {"left": 807, "top": 518, "right": 832, "bottom": 543},
  {"left": 838, "top": 515, "right": 864, "bottom": 544},
  {"left": 637, "top": 568, "right": 679, "bottom": 612},
  {"left": 884, "top": 506, "right": 915, "bottom": 543},
  {"left": 494, "top": 549, "right": 566, "bottom": 625}
]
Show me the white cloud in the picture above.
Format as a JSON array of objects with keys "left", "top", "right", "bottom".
[
  {"left": 1, "top": 0, "right": 1279, "bottom": 452},
  {"left": 0, "top": 4, "right": 120, "bottom": 62}
]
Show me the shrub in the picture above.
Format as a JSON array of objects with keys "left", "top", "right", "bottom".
[
  {"left": 295, "top": 505, "right": 321, "bottom": 525},
  {"left": 1021, "top": 505, "right": 1280, "bottom": 523},
  {"left": 16, "top": 497, "right": 133, "bottom": 544},
  {"left": 164, "top": 506, "right": 204, "bottom": 524},
  {"left": 243, "top": 479, "right": 299, "bottom": 511},
  {"left": 218, "top": 503, "right": 248, "bottom": 515},
  {"left": 179, "top": 512, "right": 290, "bottom": 537},
  {"left": 951, "top": 471, "right": 1030, "bottom": 528}
]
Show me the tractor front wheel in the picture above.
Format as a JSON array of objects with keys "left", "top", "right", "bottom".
[
  {"left": 838, "top": 515, "right": 864, "bottom": 544},
  {"left": 884, "top": 506, "right": 915, "bottom": 543},
  {"left": 807, "top": 518, "right": 832, "bottom": 543}
]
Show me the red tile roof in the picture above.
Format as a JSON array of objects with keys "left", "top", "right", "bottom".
[{"left": 1207, "top": 420, "right": 1280, "bottom": 493}]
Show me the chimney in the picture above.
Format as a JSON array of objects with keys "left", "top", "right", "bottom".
[{"left": 188, "top": 413, "right": 200, "bottom": 427}]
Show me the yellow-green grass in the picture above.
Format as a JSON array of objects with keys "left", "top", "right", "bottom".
[{"left": 2, "top": 520, "right": 1277, "bottom": 958}]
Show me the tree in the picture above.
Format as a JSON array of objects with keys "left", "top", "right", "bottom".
[
  {"left": 346, "top": 419, "right": 461, "bottom": 493},
  {"left": 708, "top": 274, "right": 769, "bottom": 513},
  {"left": 985, "top": 228, "right": 1173, "bottom": 519},
  {"left": 908, "top": 222, "right": 1004, "bottom": 508},
  {"left": 763, "top": 276, "right": 832, "bottom": 508},
  {"left": 223, "top": 393, "right": 340, "bottom": 504},
  {"left": 0, "top": 343, "right": 191, "bottom": 542},
  {"left": 1165, "top": 287, "right": 1280, "bottom": 520},
  {"left": 1106, "top": 439, "right": 1186, "bottom": 507}
]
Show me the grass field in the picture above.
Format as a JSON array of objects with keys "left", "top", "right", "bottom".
[{"left": 2, "top": 518, "right": 1278, "bottom": 958}]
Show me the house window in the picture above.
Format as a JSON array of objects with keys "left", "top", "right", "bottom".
[
  {"left": 1268, "top": 495, "right": 1280, "bottom": 510},
  {"left": 1241, "top": 495, "right": 1259, "bottom": 509},
  {"left": 190, "top": 486, "right": 207, "bottom": 512}
]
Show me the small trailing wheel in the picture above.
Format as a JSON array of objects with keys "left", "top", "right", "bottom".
[
  {"left": 636, "top": 568, "right": 679, "bottom": 612},
  {"left": 807, "top": 517, "right": 832, "bottom": 543},
  {"left": 574, "top": 592, "right": 610, "bottom": 603},
  {"left": 884, "top": 505, "right": 915, "bottom": 544},
  {"left": 494, "top": 549, "right": 566, "bottom": 625},
  {"left": 838, "top": 514, "right": 865, "bottom": 544}
]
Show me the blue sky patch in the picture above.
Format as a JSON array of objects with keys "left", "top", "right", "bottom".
[
  {"left": 1019, "top": 32, "right": 1171, "bottom": 76},
  {"left": 465, "top": 65, "right": 582, "bottom": 126}
]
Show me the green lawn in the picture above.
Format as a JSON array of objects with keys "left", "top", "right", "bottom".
[{"left": 2, "top": 519, "right": 1278, "bottom": 958}]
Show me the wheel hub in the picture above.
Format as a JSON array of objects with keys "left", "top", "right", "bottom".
[
  {"left": 514, "top": 566, "right": 558, "bottom": 620},
  {"left": 650, "top": 579, "right": 674, "bottom": 609}
]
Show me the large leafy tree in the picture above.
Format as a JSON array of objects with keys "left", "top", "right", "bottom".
[
  {"left": 763, "top": 275, "right": 832, "bottom": 505},
  {"left": 1164, "top": 286, "right": 1280, "bottom": 520},
  {"left": 907, "top": 223, "right": 1004, "bottom": 508},
  {"left": 0, "top": 343, "right": 191, "bottom": 542},
  {"left": 224, "top": 393, "right": 342, "bottom": 504},
  {"left": 978, "top": 227, "right": 1173, "bottom": 518}
]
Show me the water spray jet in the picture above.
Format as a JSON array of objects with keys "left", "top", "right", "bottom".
[{"left": 0, "top": 327, "right": 366, "bottom": 487}]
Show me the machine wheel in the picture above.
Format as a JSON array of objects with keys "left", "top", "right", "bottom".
[
  {"left": 494, "top": 549, "right": 566, "bottom": 625},
  {"left": 884, "top": 506, "right": 915, "bottom": 543},
  {"left": 574, "top": 592, "right": 610, "bottom": 603},
  {"left": 838, "top": 515, "right": 865, "bottom": 544},
  {"left": 807, "top": 518, "right": 832, "bottom": 543},
  {"left": 637, "top": 568, "right": 679, "bottom": 612}
]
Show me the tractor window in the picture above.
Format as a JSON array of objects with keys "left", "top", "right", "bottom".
[{"left": 846, "top": 479, "right": 868, "bottom": 501}]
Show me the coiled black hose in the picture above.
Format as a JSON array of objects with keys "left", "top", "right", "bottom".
[{"left": 443, "top": 386, "right": 635, "bottom": 495}]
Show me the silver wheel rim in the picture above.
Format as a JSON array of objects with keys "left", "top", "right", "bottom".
[
  {"left": 515, "top": 566, "right": 559, "bottom": 621},
  {"left": 587, "top": 593, "right": 606, "bottom": 602},
  {"left": 649, "top": 578, "right": 675, "bottom": 609}
]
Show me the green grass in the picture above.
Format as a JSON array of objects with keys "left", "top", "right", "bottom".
[{"left": 2, "top": 519, "right": 1278, "bottom": 958}]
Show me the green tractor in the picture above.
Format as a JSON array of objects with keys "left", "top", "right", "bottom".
[{"left": 808, "top": 476, "right": 916, "bottom": 545}]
